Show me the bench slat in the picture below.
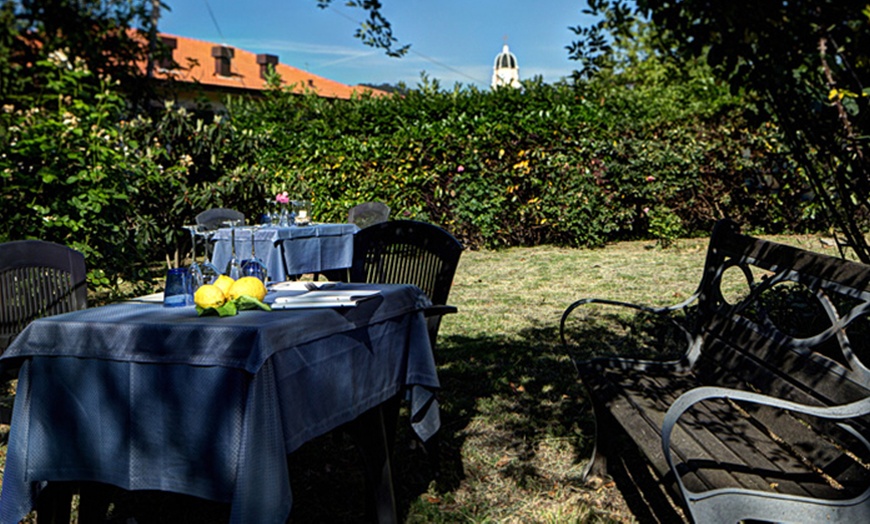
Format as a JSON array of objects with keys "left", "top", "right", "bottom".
[
  {"left": 592, "top": 368, "right": 830, "bottom": 498},
  {"left": 699, "top": 325, "right": 870, "bottom": 455},
  {"left": 586, "top": 370, "right": 722, "bottom": 495},
  {"left": 644, "top": 373, "right": 828, "bottom": 499}
]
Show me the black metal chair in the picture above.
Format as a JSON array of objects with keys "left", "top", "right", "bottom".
[
  {"left": 348, "top": 202, "right": 390, "bottom": 230},
  {"left": 346, "top": 220, "right": 462, "bottom": 496},
  {"left": 195, "top": 207, "right": 245, "bottom": 231},
  {"left": 0, "top": 240, "right": 88, "bottom": 354},
  {"left": 348, "top": 220, "right": 463, "bottom": 350}
]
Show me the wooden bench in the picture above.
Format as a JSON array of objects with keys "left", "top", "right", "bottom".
[{"left": 560, "top": 220, "right": 870, "bottom": 523}]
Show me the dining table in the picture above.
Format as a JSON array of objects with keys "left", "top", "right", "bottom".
[
  {"left": 0, "top": 282, "right": 440, "bottom": 524},
  {"left": 210, "top": 223, "right": 359, "bottom": 282}
]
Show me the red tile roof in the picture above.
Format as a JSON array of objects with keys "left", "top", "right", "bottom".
[{"left": 149, "top": 33, "right": 387, "bottom": 100}]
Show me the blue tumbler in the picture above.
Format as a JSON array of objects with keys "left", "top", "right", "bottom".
[{"left": 163, "top": 267, "right": 193, "bottom": 307}]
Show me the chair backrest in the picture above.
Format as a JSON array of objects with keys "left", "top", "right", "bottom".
[
  {"left": 349, "top": 220, "right": 462, "bottom": 307},
  {"left": 348, "top": 202, "right": 390, "bottom": 230},
  {"left": 195, "top": 208, "right": 245, "bottom": 231},
  {"left": 0, "top": 240, "right": 87, "bottom": 353}
]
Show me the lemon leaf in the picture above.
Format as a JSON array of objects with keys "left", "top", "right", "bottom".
[
  {"left": 234, "top": 294, "right": 272, "bottom": 311},
  {"left": 196, "top": 300, "right": 238, "bottom": 317}
]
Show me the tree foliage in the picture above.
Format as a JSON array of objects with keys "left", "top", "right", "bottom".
[
  {"left": 4, "top": 0, "right": 158, "bottom": 106},
  {"left": 570, "top": 0, "right": 870, "bottom": 261},
  {"left": 1, "top": 0, "right": 261, "bottom": 296},
  {"left": 314, "top": 0, "right": 408, "bottom": 57}
]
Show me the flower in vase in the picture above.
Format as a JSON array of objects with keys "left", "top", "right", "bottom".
[{"left": 275, "top": 191, "right": 290, "bottom": 204}]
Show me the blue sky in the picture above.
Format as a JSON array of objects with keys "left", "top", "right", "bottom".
[{"left": 157, "top": 1, "right": 598, "bottom": 89}]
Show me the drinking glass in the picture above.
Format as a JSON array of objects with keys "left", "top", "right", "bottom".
[
  {"left": 163, "top": 267, "right": 193, "bottom": 307},
  {"left": 223, "top": 219, "right": 243, "bottom": 280},
  {"left": 241, "top": 228, "right": 268, "bottom": 282},
  {"left": 292, "top": 200, "right": 311, "bottom": 225},
  {"left": 198, "top": 229, "right": 221, "bottom": 285}
]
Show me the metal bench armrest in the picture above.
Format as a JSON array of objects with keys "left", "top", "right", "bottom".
[
  {"left": 662, "top": 386, "right": 870, "bottom": 521},
  {"left": 561, "top": 293, "right": 701, "bottom": 373},
  {"left": 560, "top": 292, "right": 700, "bottom": 347}
]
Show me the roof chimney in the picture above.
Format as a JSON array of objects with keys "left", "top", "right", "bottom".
[
  {"left": 256, "top": 54, "right": 278, "bottom": 80},
  {"left": 158, "top": 36, "right": 177, "bottom": 70},
  {"left": 211, "top": 45, "right": 234, "bottom": 77}
]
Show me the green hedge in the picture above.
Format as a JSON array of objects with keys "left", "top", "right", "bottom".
[
  {"left": 230, "top": 73, "right": 807, "bottom": 248},
  {"left": 1, "top": 58, "right": 811, "bottom": 296}
]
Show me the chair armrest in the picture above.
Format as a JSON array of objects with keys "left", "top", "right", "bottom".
[
  {"left": 424, "top": 304, "right": 457, "bottom": 318},
  {"left": 661, "top": 386, "right": 870, "bottom": 512}
]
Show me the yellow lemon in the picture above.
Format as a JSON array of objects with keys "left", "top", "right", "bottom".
[
  {"left": 194, "top": 284, "right": 226, "bottom": 309},
  {"left": 214, "top": 274, "right": 235, "bottom": 295},
  {"left": 228, "top": 276, "right": 267, "bottom": 302}
]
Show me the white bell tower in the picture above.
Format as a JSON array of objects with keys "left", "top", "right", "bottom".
[{"left": 492, "top": 43, "right": 520, "bottom": 89}]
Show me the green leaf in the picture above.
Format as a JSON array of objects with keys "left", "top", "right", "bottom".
[
  {"left": 195, "top": 296, "right": 270, "bottom": 317},
  {"left": 842, "top": 97, "right": 859, "bottom": 116},
  {"left": 196, "top": 300, "right": 238, "bottom": 317},
  {"left": 234, "top": 295, "right": 272, "bottom": 311}
]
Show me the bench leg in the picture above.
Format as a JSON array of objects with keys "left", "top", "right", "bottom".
[
  {"left": 581, "top": 399, "right": 686, "bottom": 523},
  {"left": 581, "top": 398, "right": 613, "bottom": 484}
]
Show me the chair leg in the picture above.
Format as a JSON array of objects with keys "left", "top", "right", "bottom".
[{"left": 36, "top": 481, "right": 115, "bottom": 524}]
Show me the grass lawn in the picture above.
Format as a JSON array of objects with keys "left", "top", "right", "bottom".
[{"left": 0, "top": 232, "right": 833, "bottom": 523}]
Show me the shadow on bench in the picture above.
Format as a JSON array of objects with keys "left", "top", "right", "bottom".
[{"left": 561, "top": 219, "right": 870, "bottom": 523}]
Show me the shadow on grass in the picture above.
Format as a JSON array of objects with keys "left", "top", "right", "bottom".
[
  {"left": 264, "top": 312, "right": 680, "bottom": 523},
  {"left": 82, "top": 318, "right": 656, "bottom": 523},
  {"left": 286, "top": 321, "right": 597, "bottom": 522}
]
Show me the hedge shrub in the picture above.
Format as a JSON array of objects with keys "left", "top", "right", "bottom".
[{"left": 2, "top": 53, "right": 812, "bottom": 296}]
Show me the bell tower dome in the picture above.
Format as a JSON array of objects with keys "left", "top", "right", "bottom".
[{"left": 491, "top": 43, "right": 520, "bottom": 89}]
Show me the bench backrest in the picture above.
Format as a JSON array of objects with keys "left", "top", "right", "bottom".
[{"left": 691, "top": 220, "right": 870, "bottom": 407}]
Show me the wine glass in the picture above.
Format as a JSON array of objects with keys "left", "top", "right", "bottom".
[
  {"left": 241, "top": 228, "right": 268, "bottom": 283},
  {"left": 223, "top": 219, "right": 243, "bottom": 280},
  {"left": 198, "top": 228, "right": 221, "bottom": 285},
  {"left": 182, "top": 225, "right": 204, "bottom": 290},
  {"left": 261, "top": 198, "right": 274, "bottom": 226}
]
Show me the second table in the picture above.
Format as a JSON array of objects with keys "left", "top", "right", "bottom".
[{"left": 211, "top": 223, "right": 359, "bottom": 281}]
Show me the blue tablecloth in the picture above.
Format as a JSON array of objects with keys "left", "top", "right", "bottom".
[
  {"left": 211, "top": 224, "right": 359, "bottom": 281},
  {"left": 0, "top": 283, "right": 439, "bottom": 524}
]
